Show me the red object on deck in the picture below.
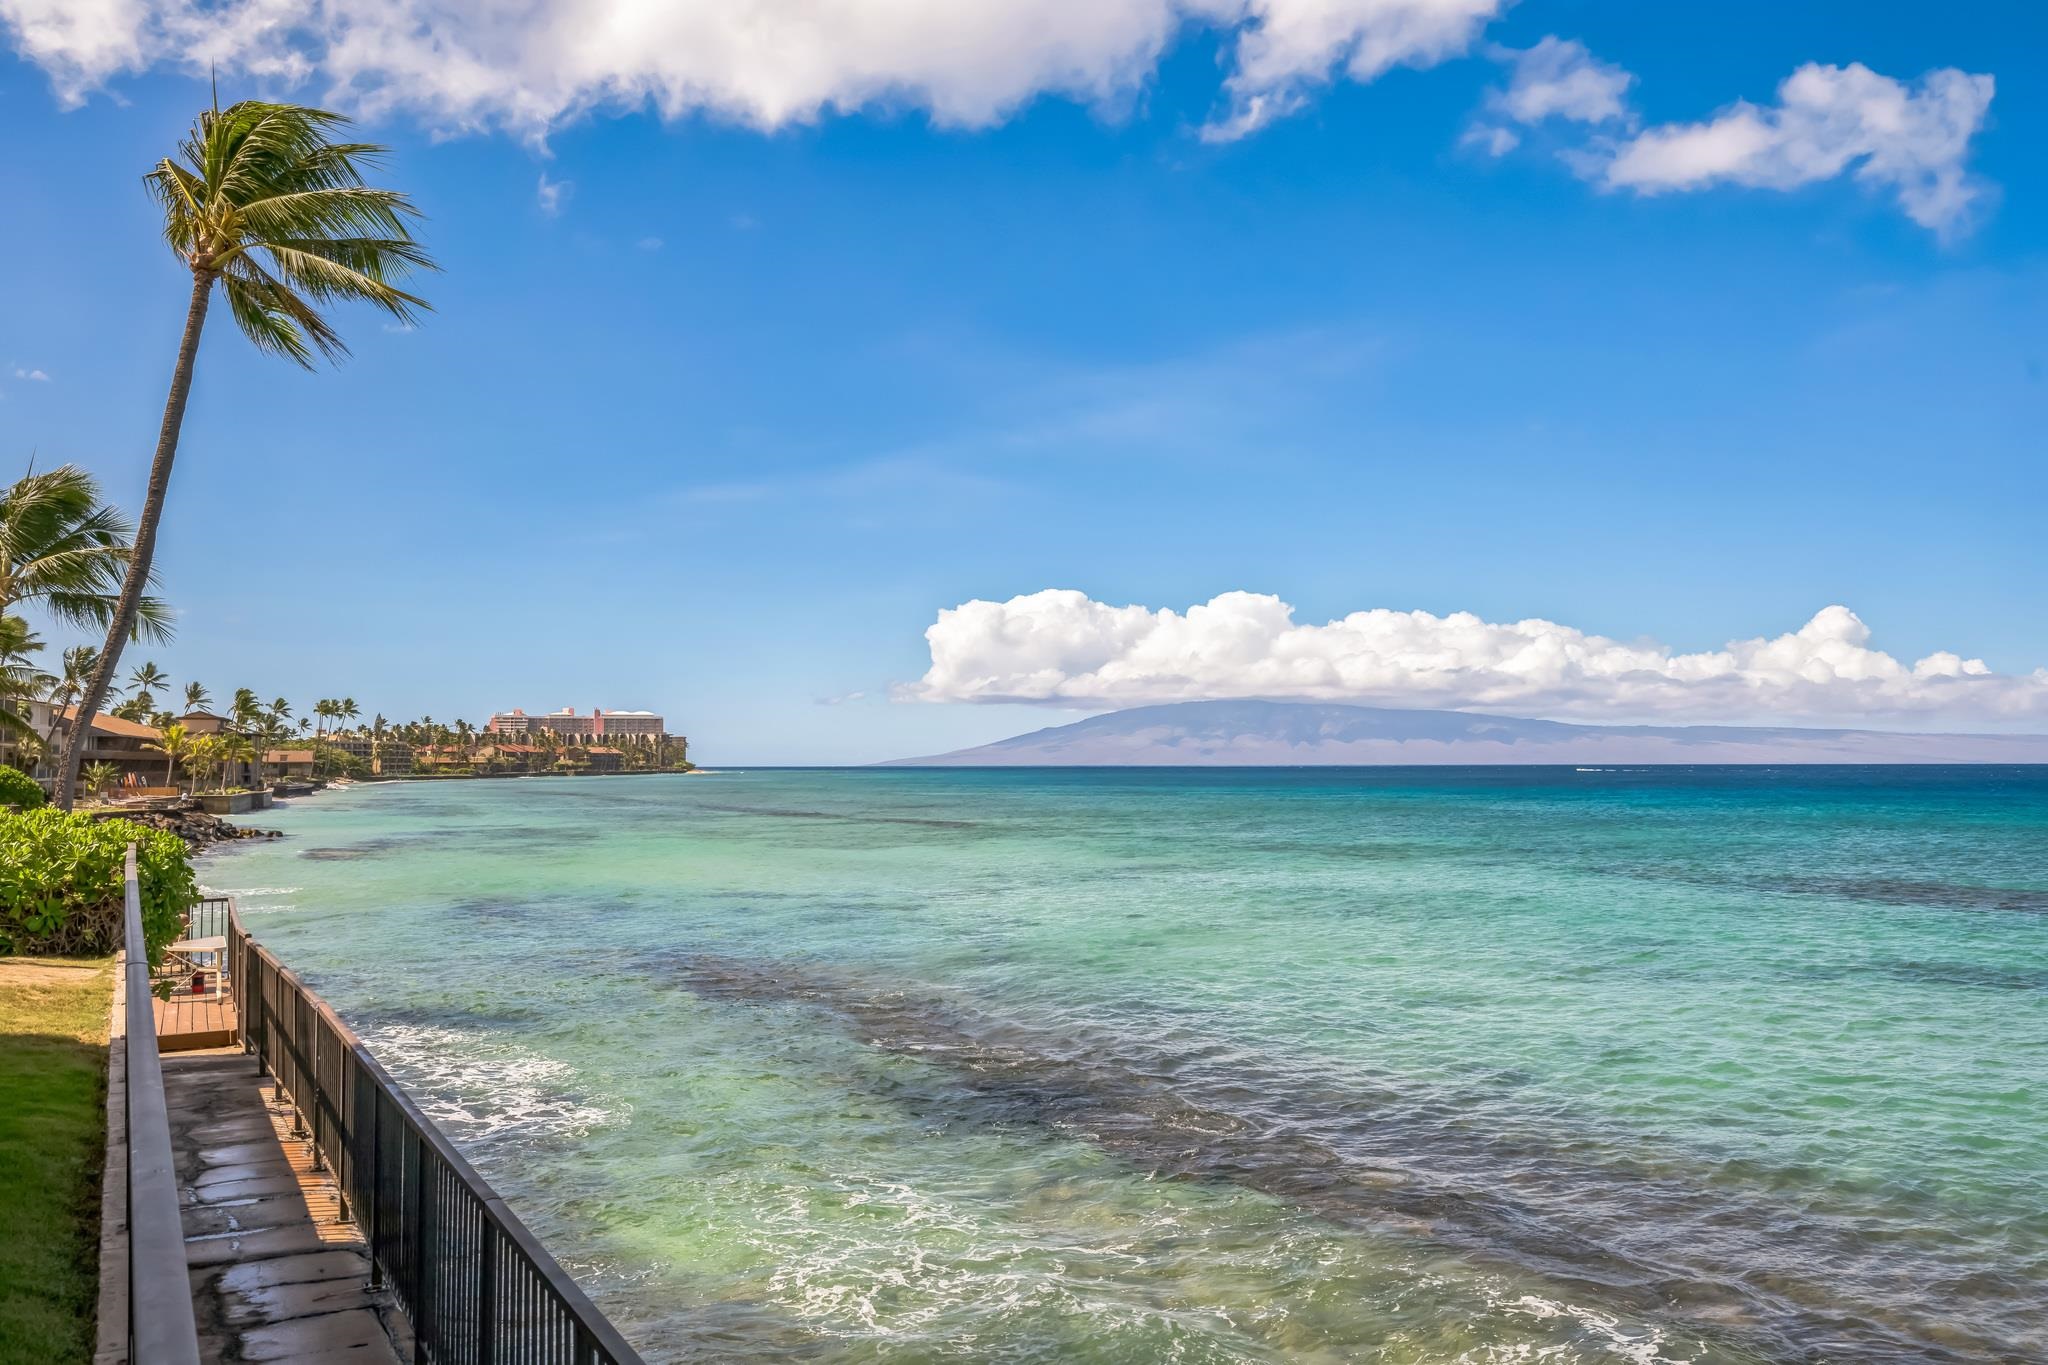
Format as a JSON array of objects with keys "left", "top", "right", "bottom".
[{"left": 189, "top": 970, "right": 207, "bottom": 995}]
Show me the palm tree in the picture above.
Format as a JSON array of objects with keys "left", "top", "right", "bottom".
[
  {"left": 341, "top": 697, "right": 360, "bottom": 732},
  {"left": 183, "top": 680, "right": 210, "bottom": 712},
  {"left": 127, "top": 660, "right": 170, "bottom": 713},
  {"left": 1, "top": 465, "right": 173, "bottom": 642},
  {"left": 219, "top": 734, "right": 254, "bottom": 791},
  {"left": 231, "top": 688, "right": 266, "bottom": 788},
  {"left": 37, "top": 645, "right": 98, "bottom": 764},
  {"left": 0, "top": 615, "right": 54, "bottom": 752},
  {"left": 80, "top": 760, "right": 122, "bottom": 799},
  {"left": 56, "top": 99, "right": 434, "bottom": 808},
  {"left": 153, "top": 721, "right": 191, "bottom": 791},
  {"left": 186, "top": 734, "right": 220, "bottom": 792}
]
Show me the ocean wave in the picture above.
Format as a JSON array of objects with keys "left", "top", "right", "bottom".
[{"left": 357, "top": 1021, "right": 627, "bottom": 1147}]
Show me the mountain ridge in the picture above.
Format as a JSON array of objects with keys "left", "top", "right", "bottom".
[{"left": 884, "top": 700, "right": 2048, "bottom": 766}]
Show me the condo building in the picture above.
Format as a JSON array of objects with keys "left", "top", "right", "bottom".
[{"left": 486, "top": 708, "right": 671, "bottom": 744}]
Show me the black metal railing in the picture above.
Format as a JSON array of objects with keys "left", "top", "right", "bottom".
[
  {"left": 187, "top": 894, "right": 234, "bottom": 943},
  {"left": 150, "top": 895, "right": 236, "bottom": 997},
  {"left": 122, "top": 845, "right": 204, "bottom": 1365},
  {"left": 227, "top": 902, "right": 645, "bottom": 1365}
]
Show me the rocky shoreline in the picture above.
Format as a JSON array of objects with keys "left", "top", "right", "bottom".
[{"left": 93, "top": 800, "right": 283, "bottom": 851}]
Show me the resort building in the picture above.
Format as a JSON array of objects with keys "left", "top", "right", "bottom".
[
  {"left": 19, "top": 702, "right": 168, "bottom": 788},
  {"left": 323, "top": 732, "right": 416, "bottom": 776},
  {"left": 264, "top": 749, "right": 317, "bottom": 779},
  {"left": 473, "top": 743, "right": 542, "bottom": 773},
  {"left": 487, "top": 707, "right": 669, "bottom": 744}
]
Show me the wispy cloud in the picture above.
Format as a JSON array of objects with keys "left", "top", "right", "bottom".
[
  {"left": 675, "top": 454, "right": 1015, "bottom": 509},
  {"left": 636, "top": 235, "right": 664, "bottom": 251},
  {"left": 904, "top": 592, "right": 2048, "bottom": 726},
  {"left": 12, "top": 366, "right": 50, "bottom": 381},
  {"left": 536, "top": 171, "right": 570, "bottom": 216}
]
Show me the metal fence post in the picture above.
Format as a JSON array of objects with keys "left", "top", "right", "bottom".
[
  {"left": 411, "top": 1132, "right": 433, "bottom": 1364},
  {"left": 477, "top": 1222, "right": 499, "bottom": 1365},
  {"left": 366, "top": 1085, "right": 385, "bottom": 1291}
]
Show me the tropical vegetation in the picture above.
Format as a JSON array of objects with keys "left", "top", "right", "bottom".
[
  {"left": 0, "top": 466, "right": 170, "bottom": 757},
  {"left": 0, "top": 765, "right": 44, "bottom": 811},
  {"left": 0, "top": 808, "right": 197, "bottom": 959},
  {"left": 56, "top": 98, "right": 435, "bottom": 808}
]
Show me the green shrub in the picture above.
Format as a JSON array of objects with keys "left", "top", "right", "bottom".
[
  {"left": 0, "top": 764, "right": 45, "bottom": 811},
  {"left": 0, "top": 809, "right": 197, "bottom": 961}
]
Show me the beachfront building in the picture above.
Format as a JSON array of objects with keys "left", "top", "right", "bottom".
[
  {"left": 323, "top": 732, "right": 416, "bottom": 776},
  {"left": 20, "top": 702, "right": 169, "bottom": 790},
  {"left": 473, "top": 743, "right": 542, "bottom": 773},
  {"left": 264, "top": 749, "right": 317, "bottom": 779},
  {"left": 488, "top": 707, "right": 669, "bottom": 745}
]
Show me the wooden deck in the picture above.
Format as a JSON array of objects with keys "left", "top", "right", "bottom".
[{"left": 155, "top": 988, "right": 238, "bottom": 1053}]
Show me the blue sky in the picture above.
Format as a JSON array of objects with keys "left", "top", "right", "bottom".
[{"left": 3, "top": 1, "right": 2044, "bottom": 762}]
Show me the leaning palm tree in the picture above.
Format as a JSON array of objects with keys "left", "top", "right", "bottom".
[
  {"left": 183, "top": 679, "right": 211, "bottom": 712},
  {"left": 56, "top": 99, "right": 434, "bottom": 808}
]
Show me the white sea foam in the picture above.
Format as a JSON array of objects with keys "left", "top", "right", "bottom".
[
  {"left": 359, "top": 1021, "right": 626, "bottom": 1145},
  {"left": 1472, "top": 1288, "right": 1692, "bottom": 1364}
]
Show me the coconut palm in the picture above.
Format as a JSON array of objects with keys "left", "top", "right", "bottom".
[
  {"left": 153, "top": 721, "right": 191, "bottom": 791},
  {"left": 219, "top": 734, "right": 254, "bottom": 791},
  {"left": 1, "top": 465, "right": 173, "bottom": 643},
  {"left": 128, "top": 660, "right": 170, "bottom": 711},
  {"left": 231, "top": 688, "right": 266, "bottom": 788},
  {"left": 183, "top": 680, "right": 210, "bottom": 712},
  {"left": 57, "top": 99, "right": 435, "bottom": 808},
  {"left": 0, "top": 615, "right": 54, "bottom": 747}
]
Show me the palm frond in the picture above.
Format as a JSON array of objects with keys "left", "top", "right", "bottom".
[{"left": 158, "top": 100, "right": 436, "bottom": 365}]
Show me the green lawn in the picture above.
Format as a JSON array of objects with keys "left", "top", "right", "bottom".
[{"left": 0, "top": 957, "right": 111, "bottom": 1365}]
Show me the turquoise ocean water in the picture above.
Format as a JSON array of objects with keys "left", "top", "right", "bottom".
[{"left": 198, "top": 767, "right": 2048, "bottom": 1363}]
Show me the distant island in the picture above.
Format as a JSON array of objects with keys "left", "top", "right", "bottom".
[{"left": 886, "top": 700, "right": 2048, "bottom": 766}]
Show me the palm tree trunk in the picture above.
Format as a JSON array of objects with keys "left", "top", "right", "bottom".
[{"left": 56, "top": 272, "right": 212, "bottom": 809}]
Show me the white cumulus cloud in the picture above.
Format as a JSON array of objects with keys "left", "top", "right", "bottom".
[
  {"left": 902, "top": 590, "right": 2048, "bottom": 726},
  {"left": 0, "top": 0, "right": 1508, "bottom": 138},
  {"left": 1206, "top": 0, "right": 1505, "bottom": 140},
  {"left": 1595, "top": 62, "right": 1995, "bottom": 237},
  {"left": 1487, "top": 36, "right": 1633, "bottom": 127}
]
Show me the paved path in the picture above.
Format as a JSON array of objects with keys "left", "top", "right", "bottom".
[{"left": 164, "top": 1049, "right": 404, "bottom": 1364}]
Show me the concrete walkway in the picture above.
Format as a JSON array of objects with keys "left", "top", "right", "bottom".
[{"left": 164, "top": 1049, "right": 404, "bottom": 1364}]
